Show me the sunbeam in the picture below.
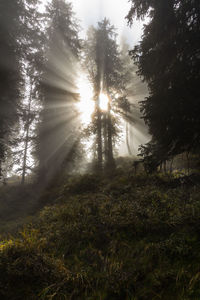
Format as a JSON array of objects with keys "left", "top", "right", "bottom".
[{"left": 76, "top": 74, "right": 94, "bottom": 126}]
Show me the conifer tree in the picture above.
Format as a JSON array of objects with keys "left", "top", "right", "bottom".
[
  {"left": 0, "top": 0, "right": 25, "bottom": 180},
  {"left": 37, "top": 0, "right": 81, "bottom": 183},
  {"left": 127, "top": 0, "right": 200, "bottom": 167},
  {"left": 20, "top": 0, "right": 45, "bottom": 184},
  {"left": 84, "top": 19, "right": 132, "bottom": 171},
  {"left": 7, "top": 0, "right": 46, "bottom": 183}
]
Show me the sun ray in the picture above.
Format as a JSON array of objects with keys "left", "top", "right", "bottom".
[{"left": 76, "top": 75, "right": 94, "bottom": 126}]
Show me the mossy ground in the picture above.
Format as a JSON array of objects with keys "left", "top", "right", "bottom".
[{"left": 0, "top": 171, "right": 200, "bottom": 299}]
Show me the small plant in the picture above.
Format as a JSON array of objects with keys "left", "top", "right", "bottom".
[{"left": 64, "top": 174, "right": 100, "bottom": 194}]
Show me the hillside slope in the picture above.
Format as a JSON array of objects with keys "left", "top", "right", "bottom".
[{"left": 0, "top": 172, "right": 200, "bottom": 299}]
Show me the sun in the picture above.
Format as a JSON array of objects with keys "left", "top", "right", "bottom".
[
  {"left": 76, "top": 75, "right": 111, "bottom": 126},
  {"left": 99, "top": 93, "right": 109, "bottom": 111}
]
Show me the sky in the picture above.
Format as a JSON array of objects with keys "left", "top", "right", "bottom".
[
  {"left": 71, "top": 0, "right": 144, "bottom": 46},
  {"left": 39, "top": 0, "right": 145, "bottom": 47}
]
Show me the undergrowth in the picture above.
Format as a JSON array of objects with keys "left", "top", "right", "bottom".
[{"left": 0, "top": 171, "right": 200, "bottom": 299}]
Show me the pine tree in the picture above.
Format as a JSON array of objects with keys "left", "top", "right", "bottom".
[
  {"left": 84, "top": 19, "right": 132, "bottom": 172},
  {"left": 0, "top": 0, "right": 25, "bottom": 180},
  {"left": 127, "top": 0, "right": 200, "bottom": 166},
  {"left": 8, "top": 0, "right": 46, "bottom": 184},
  {"left": 37, "top": 0, "right": 81, "bottom": 183},
  {"left": 20, "top": 0, "right": 45, "bottom": 184}
]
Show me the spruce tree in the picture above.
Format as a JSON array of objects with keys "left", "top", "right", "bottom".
[
  {"left": 127, "top": 0, "right": 200, "bottom": 166},
  {"left": 0, "top": 0, "right": 25, "bottom": 180},
  {"left": 37, "top": 0, "right": 81, "bottom": 183},
  {"left": 84, "top": 19, "right": 132, "bottom": 171}
]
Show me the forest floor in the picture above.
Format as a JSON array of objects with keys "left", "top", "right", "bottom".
[{"left": 0, "top": 170, "right": 200, "bottom": 299}]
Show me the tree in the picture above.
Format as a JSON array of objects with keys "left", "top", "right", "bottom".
[
  {"left": 127, "top": 0, "right": 200, "bottom": 164},
  {"left": 37, "top": 0, "right": 81, "bottom": 183},
  {"left": 5, "top": 0, "right": 46, "bottom": 184},
  {"left": 20, "top": 0, "right": 45, "bottom": 184},
  {"left": 0, "top": 0, "right": 25, "bottom": 180},
  {"left": 84, "top": 19, "right": 131, "bottom": 172},
  {"left": 0, "top": 0, "right": 46, "bottom": 183}
]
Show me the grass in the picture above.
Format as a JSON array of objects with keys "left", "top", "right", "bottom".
[{"left": 0, "top": 171, "right": 200, "bottom": 299}]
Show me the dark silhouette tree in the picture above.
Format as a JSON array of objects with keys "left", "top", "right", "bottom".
[
  {"left": 127, "top": 0, "right": 200, "bottom": 168},
  {"left": 37, "top": 0, "right": 81, "bottom": 183},
  {"left": 0, "top": 0, "right": 24, "bottom": 180}
]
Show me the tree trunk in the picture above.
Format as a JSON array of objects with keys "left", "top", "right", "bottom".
[
  {"left": 21, "top": 126, "right": 29, "bottom": 185},
  {"left": 186, "top": 151, "right": 190, "bottom": 175},
  {"left": 21, "top": 83, "right": 32, "bottom": 185},
  {"left": 96, "top": 94, "right": 102, "bottom": 172},
  {"left": 163, "top": 160, "right": 167, "bottom": 174},
  {"left": 103, "top": 111, "right": 108, "bottom": 164},
  {"left": 106, "top": 95, "right": 115, "bottom": 170},
  {"left": 170, "top": 158, "right": 174, "bottom": 173},
  {"left": 126, "top": 122, "right": 132, "bottom": 155}
]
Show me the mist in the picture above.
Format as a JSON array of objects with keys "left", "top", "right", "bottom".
[{"left": 0, "top": 1, "right": 200, "bottom": 298}]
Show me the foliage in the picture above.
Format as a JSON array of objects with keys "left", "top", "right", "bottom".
[
  {"left": 127, "top": 0, "right": 200, "bottom": 161},
  {"left": 0, "top": 171, "right": 200, "bottom": 299},
  {"left": 84, "top": 19, "right": 132, "bottom": 172},
  {"left": 0, "top": 0, "right": 45, "bottom": 183},
  {"left": 0, "top": 0, "right": 24, "bottom": 171},
  {"left": 36, "top": 0, "right": 82, "bottom": 184},
  {"left": 0, "top": 237, "right": 73, "bottom": 300},
  {"left": 0, "top": 184, "right": 41, "bottom": 235},
  {"left": 64, "top": 174, "right": 101, "bottom": 194}
]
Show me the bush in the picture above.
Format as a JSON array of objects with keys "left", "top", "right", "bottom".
[
  {"left": 0, "top": 239, "right": 73, "bottom": 300},
  {"left": 64, "top": 174, "right": 100, "bottom": 194}
]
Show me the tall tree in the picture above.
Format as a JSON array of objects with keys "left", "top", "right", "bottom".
[
  {"left": 127, "top": 0, "right": 200, "bottom": 168},
  {"left": 37, "top": 0, "right": 81, "bottom": 183},
  {"left": 20, "top": 0, "right": 45, "bottom": 184},
  {"left": 0, "top": 0, "right": 24, "bottom": 180},
  {"left": 7, "top": 0, "right": 46, "bottom": 184},
  {"left": 84, "top": 19, "right": 131, "bottom": 172}
]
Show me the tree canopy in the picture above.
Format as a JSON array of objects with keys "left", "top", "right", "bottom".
[{"left": 128, "top": 0, "right": 200, "bottom": 168}]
